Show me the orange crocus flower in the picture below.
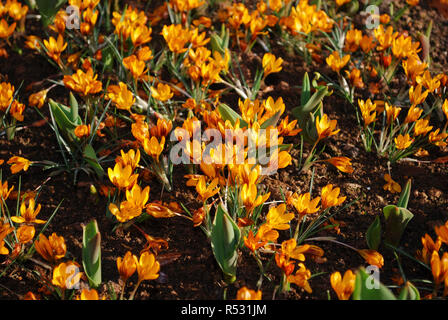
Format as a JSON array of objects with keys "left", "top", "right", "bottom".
[
  {"left": 117, "top": 251, "right": 138, "bottom": 282},
  {"left": 330, "top": 270, "right": 356, "bottom": 300},
  {"left": 383, "top": 174, "right": 401, "bottom": 193},
  {"left": 34, "top": 233, "right": 67, "bottom": 263},
  {"left": 316, "top": 114, "right": 340, "bottom": 141},
  {"left": 236, "top": 286, "right": 262, "bottom": 300},
  {"left": 11, "top": 198, "right": 46, "bottom": 224}
]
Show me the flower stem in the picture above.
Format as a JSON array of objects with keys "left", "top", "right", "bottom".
[{"left": 129, "top": 280, "right": 142, "bottom": 300}]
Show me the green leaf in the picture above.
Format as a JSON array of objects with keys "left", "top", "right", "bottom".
[
  {"left": 218, "top": 104, "right": 248, "bottom": 128},
  {"left": 49, "top": 99, "right": 82, "bottom": 131},
  {"left": 397, "top": 179, "right": 412, "bottom": 209},
  {"left": 366, "top": 216, "right": 381, "bottom": 250},
  {"left": 278, "top": 144, "right": 293, "bottom": 152},
  {"left": 352, "top": 268, "right": 396, "bottom": 300},
  {"left": 82, "top": 219, "right": 102, "bottom": 288},
  {"left": 83, "top": 144, "right": 104, "bottom": 177},
  {"left": 383, "top": 205, "right": 414, "bottom": 247},
  {"left": 301, "top": 86, "right": 329, "bottom": 114},
  {"left": 398, "top": 282, "right": 420, "bottom": 300},
  {"left": 292, "top": 85, "right": 328, "bottom": 143},
  {"left": 300, "top": 72, "right": 311, "bottom": 107},
  {"left": 260, "top": 110, "right": 282, "bottom": 129},
  {"left": 69, "top": 92, "right": 79, "bottom": 123},
  {"left": 210, "top": 204, "right": 241, "bottom": 284},
  {"left": 210, "top": 24, "right": 229, "bottom": 56},
  {"left": 36, "top": 0, "right": 67, "bottom": 26}
]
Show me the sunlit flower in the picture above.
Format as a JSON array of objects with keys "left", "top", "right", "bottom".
[
  {"left": 277, "top": 116, "right": 301, "bottom": 136},
  {"left": 131, "top": 24, "right": 152, "bottom": 47},
  {"left": 262, "top": 53, "right": 283, "bottom": 77},
  {"left": 358, "top": 249, "right": 384, "bottom": 268},
  {"left": 52, "top": 261, "right": 83, "bottom": 290},
  {"left": 344, "top": 29, "right": 362, "bottom": 52},
  {"left": 143, "top": 136, "right": 165, "bottom": 161},
  {"left": 161, "top": 24, "right": 191, "bottom": 54},
  {"left": 281, "top": 239, "right": 310, "bottom": 262},
  {"left": 325, "top": 156, "right": 354, "bottom": 173},
  {"left": 150, "top": 118, "right": 173, "bottom": 138},
  {"left": 326, "top": 51, "right": 350, "bottom": 72},
  {"left": 336, "top": 0, "right": 351, "bottom": 6},
  {"left": 435, "top": 221, "right": 448, "bottom": 245},
  {"left": 404, "top": 105, "right": 423, "bottom": 124},
  {"left": 170, "top": 0, "right": 205, "bottom": 12},
  {"left": 383, "top": 174, "right": 401, "bottom": 193},
  {"left": 244, "top": 229, "right": 266, "bottom": 253},
  {"left": 385, "top": 102, "right": 401, "bottom": 124},
  {"left": 107, "top": 82, "right": 135, "bottom": 111},
  {"left": 330, "top": 270, "right": 356, "bottom": 300},
  {"left": 34, "top": 233, "right": 67, "bottom": 264},
  {"left": 8, "top": 0, "right": 29, "bottom": 21},
  {"left": 137, "top": 46, "right": 153, "bottom": 62},
  {"left": 24, "top": 35, "right": 41, "bottom": 51},
  {"left": 0, "top": 220, "right": 13, "bottom": 255},
  {"left": 416, "top": 70, "right": 442, "bottom": 93},
  {"left": 402, "top": 55, "right": 427, "bottom": 83},
  {"left": 0, "top": 81, "right": 14, "bottom": 111},
  {"left": 80, "top": 8, "right": 98, "bottom": 35},
  {"left": 77, "top": 288, "right": 101, "bottom": 300},
  {"left": 413, "top": 119, "right": 433, "bottom": 136},
  {"left": 151, "top": 83, "right": 173, "bottom": 102},
  {"left": 275, "top": 252, "right": 295, "bottom": 276},
  {"left": 196, "top": 176, "right": 220, "bottom": 202},
  {"left": 11, "top": 198, "right": 46, "bottom": 224},
  {"left": 374, "top": 25, "right": 397, "bottom": 51},
  {"left": 0, "top": 19, "right": 16, "bottom": 39},
  {"left": 117, "top": 251, "right": 138, "bottom": 281},
  {"left": 189, "top": 28, "right": 209, "bottom": 48},
  {"left": 321, "top": 184, "right": 346, "bottom": 209},
  {"left": 394, "top": 134, "right": 414, "bottom": 150},
  {"left": 287, "top": 263, "right": 312, "bottom": 293},
  {"left": 266, "top": 203, "right": 294, "bottom": 230},
  {"left": 0, "top": 179, "right": 14, "bottom": 200},
  {"left": 345, "top": 68, "right": 364, "bottom": 88},
  {"left": 408, "top": 84, "right": 428, "bottom": 106},
  {"left": 358, "top": 99, "right": 376, "bottom": 127},
  {"left": 236, "top": 286, "right": 262, "bottom": 300},
  {"left": 360, "top": 35, "right": 376, "bottom": 53},
  {"left": 108, "top": 163, "right": 139, "bottom": 190},
  {"left": 43, "top": 34, "right": 67, "bottom": 65},
  {"left": 392, "top": 34, "right": 420, "bottom": 60},
  {"left": 240, "top": 183, "right": 270, "bottom": 214},
  {"left": 49, "top": 10, "right": 66, "bottom": 34},
  {"left": 316, "top": 114, "right": 340, "bottom": 141},
  {"left": 417, "top": 234, "right": 442, "bottom": 265},
  {"left": 63, "top": 68, "right": 102, "bottom": 96},
  {"left": 116, "top": 149, "right": 140, "bottom": 171},
  {"left": 431, "top": 251, "right": 448, "bottom": 286},
  {"left": 17, "top": 225, "right": 35, "bottom": 244},
  {"left": 109, "top": 201, "right": 142, "bottom": 223},
  {"left": 74, "top": 124, "right": 91, "bottom": 138},
  {"left": 123, "top": 55, "right": 148, "bottom": 80},
  {"left": 28, "top": 89, "right": 49, "bottom": 109},
  {"left": 288, "top": 192, "right": 320, "bottom": 217},
  {"left": 136, "top": 251, "right": 160, "bottom": 282},
  {"left": 8, "top": 100, "right": 24, "bottom": 122}
]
